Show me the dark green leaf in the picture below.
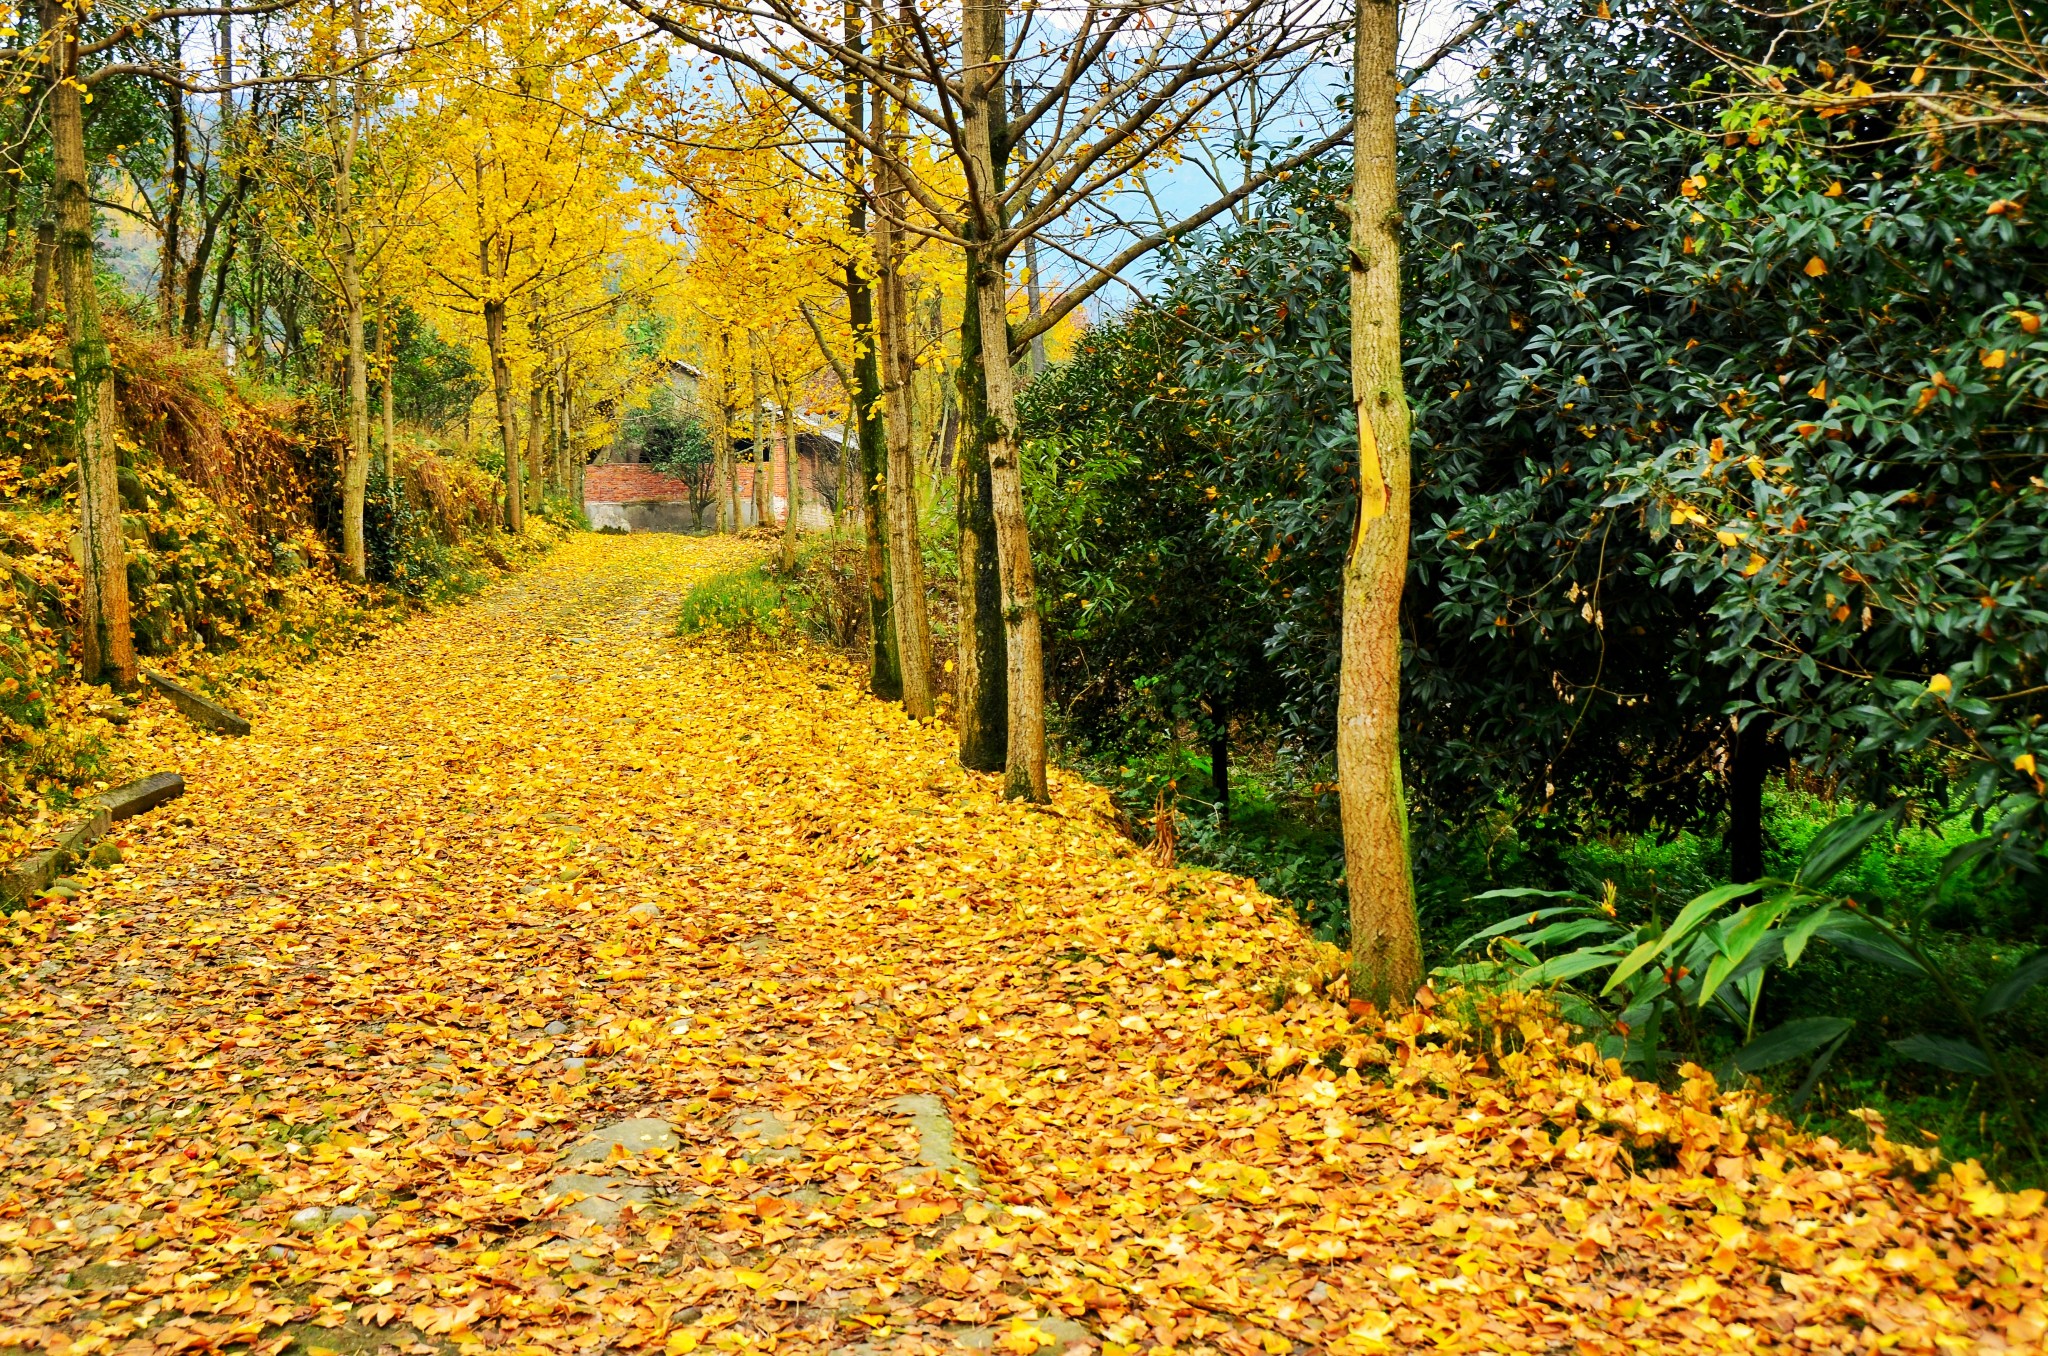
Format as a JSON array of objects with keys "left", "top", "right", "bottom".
[
  {"left": 1794, "top": 807, "right": 1903, "bottom": 887},
  {"left": 1889, "top": 1034, "right": 1994, "bottom": 1077},
  {"left": 1733, "top": 1017, "right": 1853, "bottom": 1073},
  {"left": 1976, "top": 950, "right": 2048, "bottom": 1017},
  {"left": 1814, "top": 916, "right": 1926, "bottom": 976}
]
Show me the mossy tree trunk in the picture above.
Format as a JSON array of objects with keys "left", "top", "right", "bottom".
[
  {"left": 872, "top": 59, "right": 933, "bottom": 719},
  {"left": 954, "top": 257, "right": 1005, "bottom": 770},
  {"left": 1339, "top": 0, "right": 1422, "bottom": 1007},
  {"left": 961, "top": 0, "right": 1046, "bottom": 800},
  {"left": 954, "top": 29, "right": 1008, "bottom": 772},
  {"left": 45, "top": 0, "right": 134, "bottom": 687},
  {"left": 843, "top": 0, "right": 900, "bottom": 700}
]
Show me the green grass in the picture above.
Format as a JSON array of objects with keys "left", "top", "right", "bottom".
[{"left": 676, "top": 563, "right": 799, "bottom": 639}]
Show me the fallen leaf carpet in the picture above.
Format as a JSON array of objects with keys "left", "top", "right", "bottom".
[{"left": 1, "top": 535, "right": 2041, "bottom": 1355}]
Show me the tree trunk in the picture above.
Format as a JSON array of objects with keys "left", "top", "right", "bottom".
[
  {"left": 334, "top": 7, "right": 370, "bottom": 583},
  {"left": 0, "top": 76, "right": 26, "bottom": 271},
  {"left": 1005, "top": 80, "right": 1048, "bottom": 381},
  {"left": 485, "top": 297, "right": 524, "bottom": 533},
  {"left": 159, "top": 60, "right": 188, "bottom": 336},
  {"left": 1339, "top": 0, "right": 1421, "bottom": 1007},
  {"left": 838, "top": 409, "right": 855, "bottom": 528},
  {"left": 956, "top": 268, "right": 1009, "bottom": 772},
  {"left": 1727, "top": 717, "right": 1771, "bottom": 884},
  {"left": 201, "top": 199, "right": 240, "bottom": 346},
  {"left": 30, "top": 219, "right": 53, "bottom": 324},
  {"left": 873, "top": 85, "right": 934, "bottom": 719},
  {"left": 777, "top": 379, "right": 800, "bottom": 573},
  {"left": 953, "top": 117, "right": 1007, "bottom": 771},
  {"left": 962, "top": 1, "right": 1046, "bottom": 801},
  {"left": 380, "top": 311, "right": 396, "bottom": 478},
  {"left": 747, "top": 345, "right": 769, "bottom": 529},
  {"left": 1209, "top": 698, "right": 1231, "bottom": 822},
  {"left": 187, "top": 175, "right": 246, "bottom": 340},
  {"left": 339, "top": 247, "right": 368, "bottom": 579},
  {"left": 1024, "top": 235, "right": 1048, "bottom": 376},
  {"left": 712, "top": 332, "right": 737, "bottom": 532},
  {"left": 567, "top": 381, "right": 583, "bottom": 514},
  {"left": 46, "top": 0, "right": 135, "bottom": 686},
  {"left": 525, "top": 376, "right": 544, "bottom": 512},
  {"left": 553, "top": 362, "right": 568, "bottom": 495},
  {"left": 844, "top": 0, "right": 900, "bottom": 700}
]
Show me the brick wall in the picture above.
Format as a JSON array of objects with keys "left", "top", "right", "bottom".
[{"left": 585, "top": 465, "right": 692, "bottom": 503}]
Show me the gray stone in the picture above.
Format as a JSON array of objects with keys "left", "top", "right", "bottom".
[
  {"left": 328, "top": 1206, "right": 375, "bottom": 1228},
  {"left": 565, "top": 1117, "right": 678, "bottom": 1164},
  {"left": 562, "top": 1057, "right": 587, "bottom": 1071},
  {"left": 627, "top": 901, "right": 663, "bottom": 918},
  {"left": 287, "top": 1207, "right": 326, "bottom": 1232},
  {"left": 947, "top": 1316, "right": 1093, "bottom": 1351},
  {"left": 545, "top": 1020, "right": 570, "bottom": 1036},
  {"left": 730, "top": 1106, "right": 801, "bottom": 1164},
  {"left": 888, "top": 1094, "right": 981, "bottom": 1187},
  {"left": 144, "top": 670, "right": 251, "bottom": 736},
  {"left": 92, "top": 772, "right": 184, "bottom": 822},
  {"left": 548, "top": 1173, "right": 651, "bottom": 1226},
  {"left": 266, "top": 1245, "right": 289, "bottom": 1260},
  {"left": 2, "top": 808, "right": 111, "bottom": 903}
]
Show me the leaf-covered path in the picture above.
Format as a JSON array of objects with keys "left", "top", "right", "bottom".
[{"left": 2, "top": 535, "right": 2042, "bottom": 1356}]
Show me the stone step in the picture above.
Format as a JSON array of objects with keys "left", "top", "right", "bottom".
[{"left": 145, "top": 670, "right": 251, "bottom": 735}]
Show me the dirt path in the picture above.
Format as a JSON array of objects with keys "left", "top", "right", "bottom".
[{"left": 0, "top": 534, "right": 2038, "bottom": 1356}]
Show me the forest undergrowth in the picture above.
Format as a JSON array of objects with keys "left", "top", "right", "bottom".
[
  {"left": 0, "top": 289, "right": 564, "bottom": 856},
  {"left": 4, "top": 535, "right": 2034, "bottom": 1356}
]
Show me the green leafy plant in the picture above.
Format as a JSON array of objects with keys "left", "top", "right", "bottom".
[{"left": 1442, "top": 809, "right": 2046, "bottom": 1168}]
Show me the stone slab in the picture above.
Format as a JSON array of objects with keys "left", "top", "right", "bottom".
[
  {"left": 731, "top": 1106, "right": 802, "bottom": 1164},
  {"left": 888, "top": 1094, "right": 981, "bottom": 1187},
  {"left": 93, "top": 771, "right": 185, "bottom": 821},
  {"left": 947, "top": 1316, "right": 1093, "bottom": 1351},
  {"left": 1, "top": 808, "right": 110, "bottom": 903},
  {"left": 564, "top": 1117, "right": 679, "bottom": 1165},
  {"left": 547, "top": 1173, "right": 652, "bottom": 1226},
  {"left": 145, "top": 670, "right": 251, "bottom": 735}
]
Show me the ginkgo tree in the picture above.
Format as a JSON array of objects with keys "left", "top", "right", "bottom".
[
  {"left": 655, "top": 97, "right": 878, "bottom": 600},
  {"left": 253, "top": 0, "right": 429, "bottom": 582},
  {"left": 627, "top": 0, "right": 1356, "bottom": 801},
  {"left": 409, "top": 0, "right": 667, "bottom": 532}
]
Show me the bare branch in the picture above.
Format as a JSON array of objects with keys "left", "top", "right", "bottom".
[{"left": 1008, "top": 123, "right": 1351, "bottom": 360}]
